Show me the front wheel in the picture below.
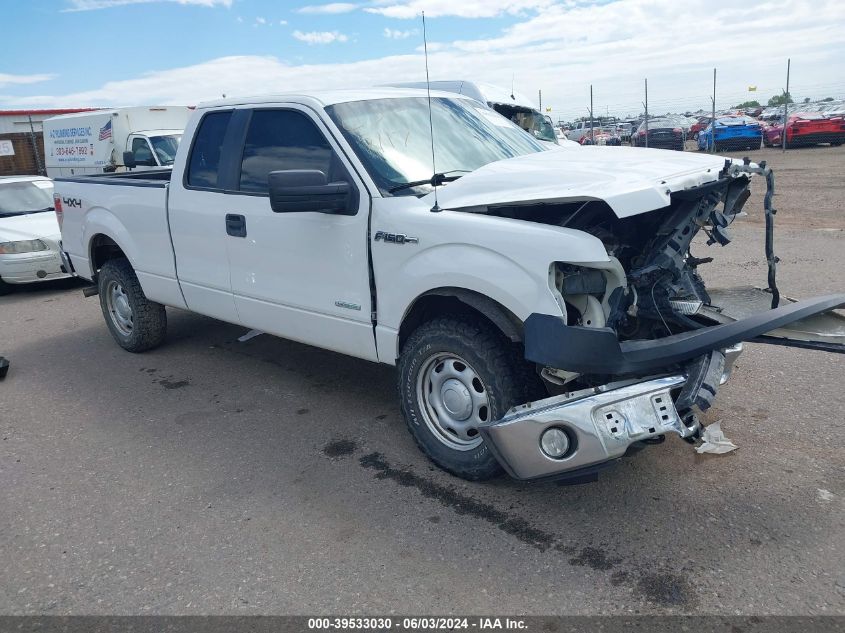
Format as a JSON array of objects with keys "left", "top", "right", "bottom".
[
  {"left": 398, "top": 316, "right": 542, "bottom": 480},
  {"left": 0, "top": 277, "right": 11, "bottom": 296},
  {"left": 98, "top": 258, "right": 167, "bottom": 352}
]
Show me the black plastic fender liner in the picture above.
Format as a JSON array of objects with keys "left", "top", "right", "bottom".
[{"left": 524, "top": 294, "right": 845, "bottom": 375}]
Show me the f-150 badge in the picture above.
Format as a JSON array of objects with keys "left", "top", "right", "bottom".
[{"left": 374, "top": 231, "right": 418, "bottom": 245}]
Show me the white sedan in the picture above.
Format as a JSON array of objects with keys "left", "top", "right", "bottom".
[{"left": 0, "top": 176, "right": 70, "bottom": 294}]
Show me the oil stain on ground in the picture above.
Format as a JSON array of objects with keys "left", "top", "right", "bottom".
[
  {"left": 635, "top": 572, "right": 696, "bottom": 607},
  {"left": 156, "top": 378, "right": 191, "bottom": 390},
  {"left": 323, "top": 439, "right": 357, "bottom": 458},
  {"left": 569, "top": 546, "right": 623, "bottom": 571},
  {"left": 147, "top": 372, "right": 191, "bottom": 390},
  {"left": 359, "top": 451, "right": 558, "bottom": 551},
  {"left": 323, "top": 442, "right": 698, "bottom": 609}
]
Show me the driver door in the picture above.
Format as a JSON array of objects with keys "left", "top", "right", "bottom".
[{"left": 223, "top": 106, "right": 377, "bottom": 361}]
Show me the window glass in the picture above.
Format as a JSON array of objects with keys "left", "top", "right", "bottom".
[
  {"left": 0, "top": 180, "right": 54, "bottom": 216},
  {"left": 187, "top": 111, "right": 232, "bottom": 188},
  {"left": 239, "top": 110, "right": 335, "bottom": 194},
  {"left": 325, "top": 97, "right": 543, "bottom": 196},
  {"left": 132, "top": 137, "right": 154, "bottom": 164},
  {"left": 149, "top": 134, "right": 181, "bottom": 165}
]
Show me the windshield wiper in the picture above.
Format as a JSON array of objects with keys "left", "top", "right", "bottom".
[
  {"left": 0, "top": 207, "right": 53, "bottom": 217},
  {"left": 388, "top": 170, "right": 470, "bottom": 194}
]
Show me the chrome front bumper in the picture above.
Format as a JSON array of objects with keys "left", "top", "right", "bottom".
[
  {"left": 0, "top": 250, "right": 68, "bottom": 284},
  {"left": 479, "top": 375, "right": 696, "bottom": 481}
]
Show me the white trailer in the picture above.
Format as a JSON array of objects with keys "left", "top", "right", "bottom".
[{"left": 44, "top": 106, "right": 192, "bottom": 178}]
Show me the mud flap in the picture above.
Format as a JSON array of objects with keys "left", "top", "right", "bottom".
[{"left": 703, "top": 287, "right": 845, "bottom": 353}]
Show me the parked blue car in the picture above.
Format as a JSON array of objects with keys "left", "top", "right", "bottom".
[{"left": 698, "top": 116, "right": 762, "bottom": 152}]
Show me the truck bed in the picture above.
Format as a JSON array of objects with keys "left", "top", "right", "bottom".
[
  {"left": 56, "top": 172, "right": 184, "bottom": 309},
  {"left": 56, "top": 169, "right": 173, "bottom": 186}
]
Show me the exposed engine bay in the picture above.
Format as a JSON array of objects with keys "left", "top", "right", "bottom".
[{"left": 484, "top": 160, "right": 774, "bottom": 346}]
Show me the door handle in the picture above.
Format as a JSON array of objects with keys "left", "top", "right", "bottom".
[{"left": 225, "top": 213, "right": 246, "bottom": 237}]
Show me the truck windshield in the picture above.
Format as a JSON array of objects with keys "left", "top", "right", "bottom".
[
  {"left": 325, "top": 97, "right": 545, "bottom": 196},
  {"left": 512, "top": 111, "right": 557, "bottom": 143},
  {"left": 149, "top": 134, "right": 181, "bottom": 166},
  {"left": 0, "top": 180, "right": 54, "bottom": 217}
]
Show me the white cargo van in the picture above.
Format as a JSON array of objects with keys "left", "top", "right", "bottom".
[{"left": 44, "top": 106, "right": 192, "bottom": 177}]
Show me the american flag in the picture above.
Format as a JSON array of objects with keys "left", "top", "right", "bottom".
[{"left": 98, "top": 119, "right": 112, "bottom": 141}]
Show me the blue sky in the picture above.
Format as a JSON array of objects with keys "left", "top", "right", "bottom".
[{"left": 2, "top": 0, "right": 844, "bottom": 119}]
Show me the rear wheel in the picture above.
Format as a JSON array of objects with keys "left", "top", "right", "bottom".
[
  {"left": 98, "top": 258, "right": 167, "bottom": 352},
  {"left": 398, "top": 316, "right": 542, "bottom": 481},
  {"left": 0, "top": 277, "right": 11, "bottom": 296}
]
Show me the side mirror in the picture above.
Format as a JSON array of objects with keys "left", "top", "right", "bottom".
[
  {"left": 268, "top": 170, "right": 355, "bottom": 215},
  {"left": 123, "top": 151, "right": 137, "bottom": 169}
]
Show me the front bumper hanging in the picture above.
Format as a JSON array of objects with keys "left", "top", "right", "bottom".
[
  {"left": 524, "top": 293, "right": 845, "bottom": 376},
  {"left": 479, "top": 375, "right": 691, "bottom": 481}
]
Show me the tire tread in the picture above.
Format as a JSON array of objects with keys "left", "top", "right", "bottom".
[
  {"left": 98, "top": 258, "right": 166, "bottom": 353},
  {"left": 398, "top": 315, "right": 542, "bottom": 481}
]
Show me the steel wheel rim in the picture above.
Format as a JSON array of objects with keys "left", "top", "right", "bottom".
[
  {"left": 416, "top": 352, "right": 490, "bottom": 451},
  {"left": 105, "top": 280, "right": 133, "bottom": 336}
]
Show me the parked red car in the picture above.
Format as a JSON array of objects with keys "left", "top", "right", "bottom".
[
  {"left": 763, "top": 112, "right": 845, "bottom": 147},
  {"left": 689, "top": 116, "right": 712, "bottom": 140}
]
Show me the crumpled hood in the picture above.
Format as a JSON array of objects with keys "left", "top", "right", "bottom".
[
  {"left": 0, "top": 212, "right": 61, "bottom": 243},
  {"left": 424, "top": 145, "right": 732, "bottom": 218}
]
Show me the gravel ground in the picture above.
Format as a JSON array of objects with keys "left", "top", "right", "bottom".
[{"left": 0, "top": 146, "right": 843, "bottom": 616}]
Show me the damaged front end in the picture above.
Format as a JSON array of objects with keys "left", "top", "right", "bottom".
[{"left": 479, "top": 160, "right": 845, "bottom": 481}]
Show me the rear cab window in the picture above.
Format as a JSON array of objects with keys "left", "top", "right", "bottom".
[{"left": 186, "top": 111, "right": 233, "bottom": 189}]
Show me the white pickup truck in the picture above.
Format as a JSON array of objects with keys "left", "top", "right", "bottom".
[{"left": 55, "top": 88, "right": 845, "bottom": 482}]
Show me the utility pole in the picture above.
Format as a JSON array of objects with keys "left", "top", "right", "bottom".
[
  {"left": 710, "top": 68, "right": 717, "bottom": 154},
  {"left": 782, "top": 58, "right": 791, "bottom": 153},
  {"left": 589, "top": 85, "right": 594, "bottom": 143},
  {"left": 27, "top": 115, "right": 44, "bottom": 176},
  {"left": 643, "top": 78, "right": 649, "bottom": 148},
  {"left": 538, "top": 89, "right": 542, "bottom": 112}
]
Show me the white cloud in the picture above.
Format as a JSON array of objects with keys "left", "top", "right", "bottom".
[
  {"left": 280, "top": 19, "right": 288, "bottom": 25},
  {"left": 254, "top": 16, "right": 267, "bottom": 25},
  {"left": 64, "top": 0, "right": 232, "bottom": 10},
  {"left": 0, "top": 73, "right": 55, "bottom": 89},
  {"left": 293, "top": 30, "right": 349, "bottom": 44},
  {"left": 296, "top": 2, "right": 358, "bottom": 14},
  {"left": 366, "top": 0, "right": 554, "bottom": 19},
  {"left": 7, "top": 1, "right": 845, "bottom": 119},
  {"left": 384, "top": 28, "right": 417, "bottom": 39}
]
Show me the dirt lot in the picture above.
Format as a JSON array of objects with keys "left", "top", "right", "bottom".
[
  {"left": 1, "top": 146, "right": 843, "bottom": 616},
  {"left": 707, "top": 144, "right": 845, "bottom": 229}
]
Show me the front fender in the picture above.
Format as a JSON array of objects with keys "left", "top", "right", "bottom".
[
  {"left": 371, "top": 201, "right": 611, "bottom": 363},
  {"left": 391, "top": 243, "right": 555, "bottom": 325},
  {"left": 374, "top": 243, "right": 547, "bottom": 364}
]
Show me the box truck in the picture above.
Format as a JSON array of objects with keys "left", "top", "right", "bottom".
[{"left": 44, "top": 106, "right": 192, "bottom": 178}]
